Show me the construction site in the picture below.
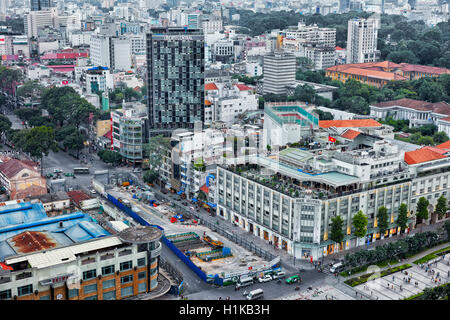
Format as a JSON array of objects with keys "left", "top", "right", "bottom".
[
  {"left": 164, "top": 228, "right": 273, "bottom": 281},
  {"left": 101, "top": 183, "right": 276, "bottom": 282}
]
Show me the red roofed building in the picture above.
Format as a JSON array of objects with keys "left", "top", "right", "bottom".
[
  {"left": 340, "top": 129, "right": 361, "bottom": 140},
  {"left": 205, "top": 83, "right": 219, "bottom": 91},
  {"left": 319, "top": 119, "right": 382, "bottom": 129},
  {"left": 234, "top": 83, "right": 253, "bottom": 91},
  {"left": 41, "top": 52, "right": 88, "bottom": 64},
  {"left": 326, "top": 61, "right": 449, "bottom": 88},
  {"left": 404, "top": 146, "right": 448, "bottom": 165},
  {"left": 67, "top": 190, "right": 94, "bottom": 209},
  {"left": 0, "top": 158, "right": 47, "bottom": 200},
  {"left": 436, "top": 140, "right": 450, "bottom": 150}
]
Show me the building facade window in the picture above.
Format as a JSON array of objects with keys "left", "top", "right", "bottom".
[
  {"left": 0, "top": 289, "right": 12, "bottom": 300},
  {"left": 120, "top": 261, "right": 133, "bottom": 272},
  {"left": 120, "top": 275, "right": 133, "bottom": 284},
  {"left": 121, "top": 286, "right": 133, "bottom": 298},
  {"left": 102, "top": 279, "right": 115, "bottom": 290},
  {"left": 84, "top": 295, "right": 97, "bottom": 300},
  {"left": 101, "top": 265, "right": 115, "bottom": 276},
  {"left": 82, "top": 269, "right": 97, "bottom": 281},
  {"left": 68, "top": 289, "right": 79, "bottom": 298},
  {"left": 137, "top": 257, "right": 146, "bottom": 266},
  {"left": 17, "top": 284, "right": 33, "bottom": 297},
  {"left": 83, "top": 283, "right": 97, "bottom": 295},
  {"left": 138, "top": 282, "right": 146, "bottom": 293},
  {"left": 103, "top": 290, "right": 116, "bottom": 300},
  {"left": 138, "top": 271, "right": 146, "bottom": 280}
]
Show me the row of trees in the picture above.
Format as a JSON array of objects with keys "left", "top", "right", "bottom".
[
  {"left": 40, "top": 86, "right": 100, "bottom": 129},
  {"left": 329, "top": 196, "right": 448, "bottom": 250},
  {"left": 343, "top": 230, "right": 442, "bottom": 270},
  {"left": 4, "top": 86, "right": 101, "bottom": 164}
]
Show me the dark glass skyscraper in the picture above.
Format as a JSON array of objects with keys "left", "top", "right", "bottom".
[
  {"left": 146, "top": 27, "right": 205, "bottom": 134},
  {"left": 30, "top": 0, "right": 52, "bottom": 11}
]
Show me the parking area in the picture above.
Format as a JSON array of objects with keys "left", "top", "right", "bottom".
[{"left": 353, "top": 254, "right": 450, "bottom": 300}]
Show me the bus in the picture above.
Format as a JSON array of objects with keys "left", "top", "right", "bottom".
[
  {"left": 73, "top": 167, "right": 90, "bottom": 174},
  {"left": 246, "top": 288, "right": 264, "bottom": 300}
]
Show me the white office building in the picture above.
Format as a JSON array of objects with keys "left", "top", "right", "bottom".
[
  {"left": 263, "top": 52, "right": 296, "bottom": 95},
  {"left": 90, "top": 34, "right": 132, "bottom": 71},
  {"left": 346, "top": 15, "right": 380, "bottom": 64}
]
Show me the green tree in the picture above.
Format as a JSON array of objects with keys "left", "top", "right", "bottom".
[
  {"left": 313, "top": 109, "right": 334, "bottom": 120},
  {"left": 444, "top": 220, "right": 450, "bottom": 240},
  {"left": 14, "top": 108, "right": 41, "bottom": 123},
  {"left": 417, "top": 135, "right": 434, "bottom": 146},
  {"left": 397, "top": 203, "right": 409, "bottom": 233},
  {"left": 143, "top": 170, "right": 159, "bottom": 184},
  {"left": 377, "top": 206, "right": 390, "bottom": 236},
  {"left": 416, "top": 197, "right": 430, "bottom": 224},
  {"left": 15, "top": 80, "right": 45, "bottom": 99},
  {"left": 435, "top": 195, "right": 447, "bottom": 219},
  {"left": 432, "top": 131, "right": 449, "bottom": 144},
  {"left": 98, "top": 149, "right": 122, "bottom": 165},
  {"left": 352, "top": 210, "right": 368, "bottom": 239},
  {"left": 11, "top": 126, "right": 58, "bottom": 174},
  {"left": 330, "top": 216, "right": 345, "bottom": 248},
  {"left": 386, "top": 50, "right": 419, "bottom": 64},
  {"left": 0, "top": 114, "right": 12, "bottom": 133}
]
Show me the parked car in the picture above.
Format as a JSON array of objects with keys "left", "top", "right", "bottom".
[
  {"left": 53, "top": 168, "right": 62, "bottom": 173},
  {"left": 258, "top": 275, "right": 272, "bottom": 283},
  {"left": 90, "top": 189, "right": 96, "bottom": 194},
  {"left": 272, "top": 271, "right": 286, "bottom": 279}
]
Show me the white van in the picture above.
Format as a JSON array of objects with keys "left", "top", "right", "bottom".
[
  {"left": 329, "top": 262, "right": 344, "bottom": 273},
  {"left": 235, "top": 276, "right": 254, "bottom": 289},
  {"left": 246, "top": 288, "right": 264, "bottom": 300}
]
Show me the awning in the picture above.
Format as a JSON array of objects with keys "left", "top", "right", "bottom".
[{"left": 206, "top": 202, "right": 217, "bottom": 208}]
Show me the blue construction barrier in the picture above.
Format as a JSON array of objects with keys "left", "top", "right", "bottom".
[{"left": 106, "top": 193, "right": 208, "bottom": 283}]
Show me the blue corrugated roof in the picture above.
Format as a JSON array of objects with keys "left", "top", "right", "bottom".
[
  {"left": 0, "top": 202, "right": 47, "bottom": 228},
  {"left": 0, "top": 201, "right": 111, "bottom": 261}
]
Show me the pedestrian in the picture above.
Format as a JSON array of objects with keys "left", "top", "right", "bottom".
[
  {"left": 371, "top": 291, "right": 373, "bottom": 296},
  {"left": 392, "top": 275, "right": 395, "bottom": 281}
]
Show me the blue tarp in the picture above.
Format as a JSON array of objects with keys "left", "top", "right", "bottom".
[
  {"left": 191, "top": 198, "right": 198, "bottom": 203},
  {"left": 177, "top": 190, "right": 184, "bottom": 195}
]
